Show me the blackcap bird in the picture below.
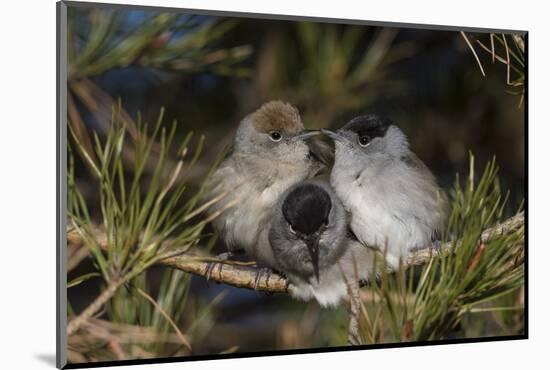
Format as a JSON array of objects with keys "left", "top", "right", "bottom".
[
  {"left": 323, "top": 115, "right": 448, "bottom": 269},
  {"left": 269, "top": 180, "right": 380, "bottom": 307},
  {"left": 206, "top": 101, "right": 324, "bottom": 270}
]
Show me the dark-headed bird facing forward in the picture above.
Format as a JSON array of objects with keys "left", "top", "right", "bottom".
[{"left": 269, "top": 180, "right": 380, "bottom": 307}]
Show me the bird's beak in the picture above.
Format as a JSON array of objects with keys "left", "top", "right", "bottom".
[
  {"left": 294, "top": 130, "right": 321, "bottom": 141},
  {"left": 305, "top": 238, "right": 321, "bottom": 283},
  {"left": 321, "top": 129, "right": 346, "bottom": 142}
]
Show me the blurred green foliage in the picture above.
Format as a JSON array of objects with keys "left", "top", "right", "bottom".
[
  {"left": 67, "top": 7, "right": 252, "bottom": 161},
  {"left": 68, "top": 9, "right": 252, "bottom": 77},
  {"left": 257, "top": 24, "right": 413, "bottom": 128}
]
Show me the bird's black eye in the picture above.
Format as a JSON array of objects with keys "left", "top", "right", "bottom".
[
  {"left": 358, "top": 135, "right": 371, "bottom": 147},
  {"left": 269, "top": 131, "right": 282, "bottom": 142}
]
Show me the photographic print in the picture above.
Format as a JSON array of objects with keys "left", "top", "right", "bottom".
[{"left": 58, "top": 1, "right": 526, "bottom": 368}]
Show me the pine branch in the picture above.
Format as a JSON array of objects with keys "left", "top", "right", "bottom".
[
  {"left": 66, "top": 211, "right": 524, "bottom": 295},
  {"left": 161, "top": 255, "right": 290, "bottom": 292},
  {"left": 406, "top": 211, "right": 524, "bottom": 266}
]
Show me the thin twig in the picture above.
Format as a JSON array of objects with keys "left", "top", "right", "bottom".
[
  {"left": 475, "top": 40, "right": 523, "bottom": 76},
  {"left": 476, "top": 40, "right": 508, "bottom": 64},
  {"left": 512, "top": 34, "right": 525, "bottom": 53},
  {"left": 68, "top": 244, "right": 91, "bottom": 272},
  {"left": 461, "top": 31, "right": 486, "bottom": 77},
  {"left": 503, "top": 34, "right": 511, "bottom": 85},
  {"left": 490, "top": 34, "right": 495, "bottom": 63},
  {"left": 76, "top": 318, "right": 188, "bottom": 345},
  {"left": 107, "top": 340, "right": 127, "bottom": 361},
  {"left": 338, "top": 253, "right": 362, "bottom": 345},
  {"left": 67, "top": 277, "right": 126, "bottom": 336},
  {"left": 135, "top": 287, "right": 192, "bottom": 350}
]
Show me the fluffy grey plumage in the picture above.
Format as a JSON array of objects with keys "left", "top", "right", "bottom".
[
  {"left": 205, "top": 101, "right": 324, "bottom": 268},
  {"left": 269, "top": 180, "right": 379, "bottom": 307},
  {"left": 324, "top": 115, "right": 448, "bottom": 269}
]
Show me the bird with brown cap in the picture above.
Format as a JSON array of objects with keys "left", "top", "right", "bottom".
[{"left": 205, "top": 101, "right": 325, "bottom": 283}]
